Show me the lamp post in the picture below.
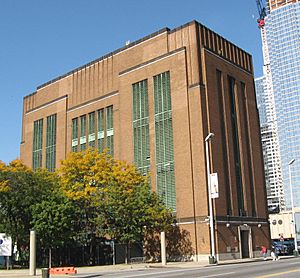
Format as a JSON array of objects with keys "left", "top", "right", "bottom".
[
  {"left": 288, "top": 158, "right": 298, "bottom": 256},
  {"left": 205, "top": 132, "right": 216, "bottom": 264}
]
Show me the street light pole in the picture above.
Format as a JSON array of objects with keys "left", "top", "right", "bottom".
[
  {"left": 288, "top": 158, "right": 298, "bottom": 256},
  {"left": 205, "top": 132, "right": 216, "bottom": 264}
]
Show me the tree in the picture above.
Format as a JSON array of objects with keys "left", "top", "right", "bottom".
[
  {"left": 31, "top": 191, "right": 76, "bottom": 267},
  {"left": 58, "top": 149, "right": 113, "bottom": 264},
  {"left": 0, "top": 160, "right": 63, "bottom": 256},
  {"left": 58, "top": 149, "right": 174, "bottom": 263},
  {"left": 100, "top": 160, "right": 173, "bottom": 262}
]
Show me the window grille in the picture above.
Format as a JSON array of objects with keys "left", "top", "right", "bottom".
[
  {"left": 97, "top": 109, "right": 105, "bottom": 153},
  {"left": 72, "top": 118, "right": 78, "bottom": 152},
  {"left": 32, "top": 119, "right": 43, "bottom": 170},
  {"left": 106, "top": 106, "right": 114, "bottom": 156},
  {"left": 80, "top": 115, "right": 87, "bottom": 151},
  {"left": 132, "top": 79, "right": 150, "bottom": 176},
  {"left": 153, "top": 71, "right": 176, "bottom": 211},
  {"left": 46, "top": 114, "right": 56, "bottom": 172},
  {"left": 88, "top": 112, "right": 95, "bottom": 147}
]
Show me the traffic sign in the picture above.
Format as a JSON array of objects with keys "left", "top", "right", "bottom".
[
  {"left": 0, "top": 233, "right": 12, "bottom": 256},
  {"left": 210, "top": 173, "right": 219, "bottom": 199}
]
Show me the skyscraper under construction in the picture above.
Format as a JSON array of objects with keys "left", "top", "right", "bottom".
[{"left": 255, "top": 0, "right": 300, "bottom": 211}]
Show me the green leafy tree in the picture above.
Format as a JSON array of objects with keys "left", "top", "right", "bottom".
[
  {"left": 59, "top": 149, "right": 174, "bottom": 263},
  {"left": 31, "top": 191, "right": 76, "bottom": 267},
  {"left": 101, "top": 165, "right": 174, "bottom": 262},
  {"left": 0, "top": 160, "right": 63, "bottom": 256}
]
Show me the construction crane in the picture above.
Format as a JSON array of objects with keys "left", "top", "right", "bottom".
[
  {"left": 256, "top": 0, "right": 267, "bottom": 19},
  {"left": 255, "top": 0, "right": 269, "bottom": 86},
  {"left": 256, "top": 0, "right": 267, "bottom": 28},
  {"left": 255, "top": 0, "right": 286, "bottom": 212}
]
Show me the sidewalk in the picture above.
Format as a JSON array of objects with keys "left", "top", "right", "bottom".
[{"left": 0, "top": 256, "right": 296, "bottom": 277}]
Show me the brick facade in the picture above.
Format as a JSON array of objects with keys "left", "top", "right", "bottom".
[{"left": 21, "top": 20, "right": 270, "bottom": 261}]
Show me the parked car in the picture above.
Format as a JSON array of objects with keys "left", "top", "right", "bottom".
[
  {"left": 272, "top": 240, "right": 294, "bottom": 255},
  {"left": 297, "top": 240, "right": 300, "bottom": 252}
]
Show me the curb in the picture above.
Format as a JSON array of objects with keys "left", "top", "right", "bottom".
[{"left": 0, "top": 256, "right": 298, "bottom": 277}]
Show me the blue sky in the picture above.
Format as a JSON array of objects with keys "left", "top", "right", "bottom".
[{"left": 0, "top": 0, "right": 263, "bottom": 164}]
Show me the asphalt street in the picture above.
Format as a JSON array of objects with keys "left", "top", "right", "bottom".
[
  {"left": 1, "top": 257, "right": 300, "bottom": 277},
  {"left": 68, "top": 257, "right": 300, "bottom": 278}
]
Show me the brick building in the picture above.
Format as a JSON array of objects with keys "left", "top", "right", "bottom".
[{"left": 20, "top": 20, "right": 270, "bottom": 261}]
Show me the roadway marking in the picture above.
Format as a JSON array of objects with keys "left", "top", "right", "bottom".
[
  {"left": 112, "top": 269, "right": 236, "bottom": 278},
  {"left": 119, "top": 267, "right": 205, "bottom": 277},
  {"left": 256, "top": 268, "right": 300, "bottom": 277},
  {"left": 199, "top": 272, "right": 235, "bottom": 278}
]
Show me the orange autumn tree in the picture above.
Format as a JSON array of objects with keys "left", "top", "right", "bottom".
[{"left": 58, "top": 149, "right": 173, "bottom": 263}]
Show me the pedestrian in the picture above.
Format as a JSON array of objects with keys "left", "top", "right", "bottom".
[
  {"left": 271, "top": 246, "right": 276, "bottom": 261},
  {"left": 261, "top": 245, "right": 267, "bottom": 260}
]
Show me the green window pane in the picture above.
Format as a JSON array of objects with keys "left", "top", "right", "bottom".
[
  {"left": 72, "top": 118, "right": 78, "bottom": 152},
  {"left": 153, "top": 71, "right": 176, "bottom": 211},
  {"left": 106, "top": 106, "right": 114, "bottom": 156},
  {"left": 46, "top": 114, "right": 57, "bottom": 172},
  {"left": 80, "top": 115, "right": 87, "bottom": 151},
  {"left": 97, "top": 109, "right": 105, "bottom": 153},
  {"left": 132, "top": 80, "right": 150, "bottom": 176},
  {"left": 88, "top": 112, "right": 95, "bottom": 147},
  {"left": 32, "top": 118, "right": 43, "bottom": 170}
]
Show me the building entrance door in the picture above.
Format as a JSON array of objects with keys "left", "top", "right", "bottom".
[{"left": 240, "top": 230, "right": 250, "bottom": 258}]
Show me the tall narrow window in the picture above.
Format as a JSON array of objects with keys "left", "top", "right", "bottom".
[
  {"left": 216, "top": 70, "right": 232, "bottom": 215},
  {"left": 153, "top": 71, "right": 176, "bottom": 211},
  {"left": 228, "top": 76, "right": 244, "bottom": 216},
  {"left": 80, "top": 115, "right": 87, "bottom": 151},
  {"left": 32, "top": 119, "right": 43, "bottom": 170},
  {"left": 132, "top": 79, "right": 150, "bottom": 175},
  {"left": 72, "top": 118, "right": 78, "bottom": 152},
  {"left": 46, "top": 114, "right": 57, "bottom": 172},
  {"left": 97, "top": 109, "right": 105, "bottom": 153},
  {"left": 106, "top": 106, "right": 114, "bottom": 156},
  {"left": 88, "top": 112, "right": 95, "bottom": 148},
  {"left": 241, "top": 82, "right": 256, "bottom": 216}
]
